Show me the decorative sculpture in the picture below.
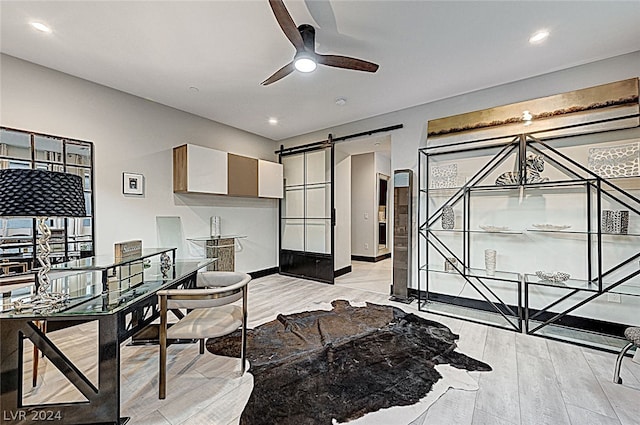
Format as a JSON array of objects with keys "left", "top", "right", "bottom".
[{"left": 495, "top": 153, "right": 549, "bottom": 185}]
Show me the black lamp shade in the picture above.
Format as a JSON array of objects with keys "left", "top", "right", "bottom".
[{"left": 0, "top": 169, "right": 87, "bottom": 217}]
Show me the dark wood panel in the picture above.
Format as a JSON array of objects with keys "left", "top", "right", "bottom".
[
  {"left": 228, "top": 153, "right": 258, "bottom": 197},
  {"left": 172, "top": 144, "right": 188, "bottom": 192}
]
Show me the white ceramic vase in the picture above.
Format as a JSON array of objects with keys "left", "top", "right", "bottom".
[{"left": 484, "top": 249, "right": 496, "bottom": 276}]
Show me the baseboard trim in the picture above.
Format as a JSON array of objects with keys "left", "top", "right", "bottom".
[
  {"left": 249, "top": 267, "right": 279, "bottom": 279},
  {"left": 334, "top": 265, "right": 352, "bottom": 278},
  {"left": 375, "top": 252, "right": 391, "bottom": 261},
  {"left": 351, "top": 253, "right": 391, "bottom": 263}
]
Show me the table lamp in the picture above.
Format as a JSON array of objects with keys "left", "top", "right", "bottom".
[{"left": 0, "top": 168, "right": 86, "bottom": 312}]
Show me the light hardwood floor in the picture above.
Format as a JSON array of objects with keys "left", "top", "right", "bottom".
[{"left": 22, "top": 261, "right": 640, "bottom": 425}]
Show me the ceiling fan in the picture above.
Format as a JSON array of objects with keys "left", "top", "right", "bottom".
[{"left": 261, "top": 0, "right": 379, "bottom": 85}]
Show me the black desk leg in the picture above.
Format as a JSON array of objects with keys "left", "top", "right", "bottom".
[{"left": 0, "top": 316, "right": 125, "bottom": 425}]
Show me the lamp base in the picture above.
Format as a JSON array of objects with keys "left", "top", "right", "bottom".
[
  {"left": 11, "top": 217, "right": 69, "bottom": 314},
  {"left": 13, "top": 291, "right": 69, "bottom": 314}
]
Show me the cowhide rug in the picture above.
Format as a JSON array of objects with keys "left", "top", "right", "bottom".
[{"left": 206, "top": 300, "right": 491, "bottom": 425}]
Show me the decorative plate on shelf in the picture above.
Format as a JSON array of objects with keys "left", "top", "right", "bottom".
[
  {"left": 535, "top": 271, "right": 571, "bottom": 283},
  {"left": 479, "top": 225, "right": 510, "bottom": 232},
  {"left": 531, "top": 224, "right": 571, "bottom": 231}
]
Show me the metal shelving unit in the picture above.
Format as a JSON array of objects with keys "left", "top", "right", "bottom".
[{"left": 418, "top": 117, "right": 640, "bottom": 351}]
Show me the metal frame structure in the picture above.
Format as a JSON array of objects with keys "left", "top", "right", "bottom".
[
  {"left": 419, "top": 136, "right": 523, "bottom": 332},
  {"left": 418, "top": 114, "right": 640, "bottom": 348}
]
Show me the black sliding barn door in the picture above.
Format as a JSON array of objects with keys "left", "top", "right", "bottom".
[{"left": 278, "top": 138, "right": 335, "bottom": 284}]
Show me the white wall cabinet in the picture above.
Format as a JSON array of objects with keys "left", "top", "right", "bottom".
[
  {"left": 173, "top": 144, "right": 282, "bottom": 198},
  {"left": 258, "top": 159, "right": 284, "bottom": 198},
  {"left": 173, "top": 144, "right": 228, "bottom": 195}
]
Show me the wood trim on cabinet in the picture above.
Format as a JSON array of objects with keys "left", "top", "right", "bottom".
[
  {"left": 173, "top": 145, "right": 188, "bottom": 192},
  {"left": 228, "top": 153, "right": 258, "bottom": 197}
]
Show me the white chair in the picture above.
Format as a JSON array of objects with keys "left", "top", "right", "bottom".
[{"left": 157, "top": 271, "right": 250, "bottom": 399}]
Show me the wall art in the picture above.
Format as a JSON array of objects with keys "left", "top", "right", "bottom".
[
  {"left": 427, "top": 78, "right": 639, "bottom": 146},
  {"left": 588, "top": 142, "right": 639, "bottom": 178},
  {"left": 123, "top": 172, "right": 144, "bottom": 196},
  {"left": 430, "top": 164, "right": 458, "bottom": 189}
]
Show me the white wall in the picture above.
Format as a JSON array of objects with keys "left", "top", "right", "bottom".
[
  {"left": 375, "top": 152, "right": 391, "bottom": 177},
  {"left": 0, "top": 54, "right": 279, "bottom": 273},
  {"left": 351, "top": 153, "right": 375, "bottom": 257},
  {"left": 282, "top": 51, "right": 640, "bottom": 289}
]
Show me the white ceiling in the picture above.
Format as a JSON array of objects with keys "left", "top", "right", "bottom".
[{"left": 1, "top": 1, "right": 639, "bottom": 141}]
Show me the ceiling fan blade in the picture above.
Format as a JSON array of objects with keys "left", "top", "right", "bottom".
[
  {"left": 269, "top": 0, "right": 305, "bottom": 51},
  {"left": 317, "top": 54, "right": 379, "bottom": 73},
  {"left": 261, "top": 61, "right": 295, "bottom": 86}
]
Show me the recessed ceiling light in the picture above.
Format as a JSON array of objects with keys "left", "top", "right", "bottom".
[
  {"left": 268, "top": 118, "right": 278, "bottom": 125},
  {"left": 30, "top": 22, "right": 52, "bottom": 33},
  {"left": 529, "top": 30, "right": 549, "bottom": 44},
  {"left": 189, "top": 86, "right": 199, "bottom": 93},
  {"left": 335, "top": 98, "right": 347, "bottom": 106}
]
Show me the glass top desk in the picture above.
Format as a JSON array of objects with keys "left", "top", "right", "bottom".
[{"left": 0, "top": 258, "right": 213, "bottom": 425}]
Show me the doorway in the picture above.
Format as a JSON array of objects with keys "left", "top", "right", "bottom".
[
  {"left": 377, "top": 173, "right": 389, "bottom": 253},
  {"left": 334, "top": 135, "right": 393, "bottom": 294}
]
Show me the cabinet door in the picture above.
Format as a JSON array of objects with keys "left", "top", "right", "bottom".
[
  {"left": 258, "top": 159, "right": 283, "bottom": 198},
  {"left": 228, "top": 154, "right": 258, "bottom": 197},
  {"left": 173, "top": 144, "right": 228, "bottom": 194},
  {"left": 189, "top": 145, "right": 228, "bottom": 194}
]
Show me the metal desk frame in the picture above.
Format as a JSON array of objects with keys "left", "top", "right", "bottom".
[{"left": 0, "top": 259, "right": 212, "bottom": 425}]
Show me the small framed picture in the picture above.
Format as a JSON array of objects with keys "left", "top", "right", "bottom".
[{"left": 123, "top": 172, "right": 144, "bottom": 195}]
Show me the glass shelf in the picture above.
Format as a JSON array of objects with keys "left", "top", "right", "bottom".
[
  {"left": 528, "top": 229, "right": 640, "bottom": 237},
  {"left": 527, "top": 321, "right": 630, "bottom": 353},
  {"left": 422, "top": 264, "right": 521, "bottom": 283},
  {"left": 422, "top": 187, "right": 463, "bottom": 195},
  {"left": 467, "top": 179, "right": 591, "bottom": 193},
  {"left": 524, "top": 274, "right": 640, "bottom": 296},
  {"left": 186, "top": 235, "right": 247, "bottom": 242}
]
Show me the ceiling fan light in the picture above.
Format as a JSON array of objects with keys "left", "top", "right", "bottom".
[{"left": 294, "top": 53, "right": 317, "bottom": 73}]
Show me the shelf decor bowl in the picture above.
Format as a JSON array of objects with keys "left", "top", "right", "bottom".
[
  {"left": 479, "top": 225, "right": 510, "bottom": 232},
  {"left": 532, "top": 224, "right": 571, "bottom": 231},
  {"left": 535, "top": 271, "right": 571, "bottom": 283}
]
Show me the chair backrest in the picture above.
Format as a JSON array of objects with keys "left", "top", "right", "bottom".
[{"left": 158, "top": 272, "right": 250, "bottom": 309}]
